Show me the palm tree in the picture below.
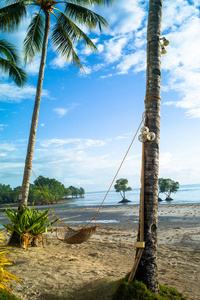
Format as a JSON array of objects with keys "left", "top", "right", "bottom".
[
  {"left": 0, "top": 38, "right": 27, "bottom": 87},
  {"left": 0, "top": 0, "right": 113, "bottom": 246},
  {"left": 132, "top": 0, "right": 163, "bottom": 294}
]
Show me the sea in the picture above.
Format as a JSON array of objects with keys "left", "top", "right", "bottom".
[{"left": 55, "top": 183, "right": 200, "bottom": 209}]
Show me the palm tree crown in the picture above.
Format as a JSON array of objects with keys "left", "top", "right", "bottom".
[
  {"left": 1, "top": 0, "right": 113, "bottom": 68},
  {"left": 0, "top": 38, "right": 27, "bottom": 86}
]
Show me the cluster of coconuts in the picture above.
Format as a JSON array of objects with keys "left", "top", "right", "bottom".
[{"left": 138, "top": 126, "right": 156, "bottom": 142}]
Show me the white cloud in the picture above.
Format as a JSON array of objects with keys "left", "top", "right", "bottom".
[
  {"left": 25, "top": 55, "right": 41, "bottom": 75},
  {"left": 50, "top": 55, "right": 67, "bottom": 69},
  {"left": 0, "top": 124, "right": 8, "bottom": 131},
  {"left": 0, "top": 83, "right": 50, "bottom": 103},
  {"left": 104, "top": 35, "right": 129, "bottom": 63},
  {"left": 39, "top": 138, "right": 106, "bottom": 149},
  {"left": 79, "top": 65, "right": 92, "bottom": 76},
  {"left": 53, "top": 103, "right": 79, "bottom": 117},
  {"left": 116, "top": 50, "right": 146, "bottom": 74},
  {"left": 53, "top": 108, "right": 69, "bottom": 118}
]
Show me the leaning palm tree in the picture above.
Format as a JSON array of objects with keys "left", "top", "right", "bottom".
[
  {"left": 133, "top": 0, "right": 163, "bottom": 294},
  {"left": 0, "top": 38, "right": 27, "bottom": 87},
  {"left": 0, "top": 0, "right": 113, "bottom": 245}
]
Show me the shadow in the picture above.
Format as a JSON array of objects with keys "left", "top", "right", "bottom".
[{"left": 39, "top": 277, "right": 120, "bottom": 300}]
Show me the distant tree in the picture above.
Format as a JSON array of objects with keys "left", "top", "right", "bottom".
[
  {"left": 12, "top": 186, "right": 22, "bottom": 203},
  {"left": 34, "top": 176, "right": 66, "bottom": 203},
  {"left": 114, "top": 178, "right": 132, "bottom": 203},
  {"left": 78, "top": 187, "right": 85, "bottom": 197},
  {"left": 65, "top": 188, "right": 72, "bottom": 198},
  {"left": 158, "top": 178, "right": 179, "bottom": 200},
  {"left": 0, "top": 184, "right": 13, "bottom": 204},
  {"left": 69, "top": 186, "right": 77, "bottom": 198}
]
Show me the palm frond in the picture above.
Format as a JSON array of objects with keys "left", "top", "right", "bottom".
[
  {"left": 70, "top": 0, "right": 115, "bottom": 7},
  {"left": 0, "top": 2, "right": 27, "bottom": 32},
  {"left": 0, "top": 57, "right": 28, "bottom": 87},
  {"left": 0, "top": 39, "right": 20, "bottom": 64},
  {"left": 51, "top": 11, "right": 84, "bottom": 68},
  {"left": 65, "top": 2, "right": 109, "bottom": 32},
  {"left": 23, "top": 11, "right": 45, "bottom": 64}
]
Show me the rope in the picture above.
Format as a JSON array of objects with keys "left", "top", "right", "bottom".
[
  {"left": 26, "top": 113, "right": 145, "bottom": 232},
  {"left": 144, "top": 95, "right": 161, "bottom": 102}
]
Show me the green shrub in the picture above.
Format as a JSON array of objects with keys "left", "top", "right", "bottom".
[
  {"left": 112, "top": 276, "right": 188, "bottom": 300},
  {"left": 1, "top": 205, "right": 57, "bottom": 249}
]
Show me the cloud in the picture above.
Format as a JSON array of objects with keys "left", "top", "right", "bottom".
[
  {"left": 25, "top": 55, "right": 41, "bottom": 75},
  {"left": 116, "top": 50, "right": 146, "bottom": 74},
  {"left": 161, "top": 10, "right": 200, "bottom": 118},
  {"left": 39, "top": 138, "right": 106, "bottom": 149},
  {"left": 0, "top": 83, "right": 50, "bottom": 103},
  {"left": 104, "top": 35, "right": 129, "bottom": 64},
  {"left": 0, "top": 124, "right": 8, "bottom": 131},
  {"left": 53, "top": 103, "right": 79, "bottom": 118},
  {"left": 53, "top": 108, "right": 69, "bottom": 118},
  {"left": 50, "top": 55, "right": 68, "bottom": 69}
]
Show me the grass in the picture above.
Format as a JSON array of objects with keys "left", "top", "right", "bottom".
[
  {"left": 112, "top": 275, "right": 188, "bottom": 300},
  {"left": 0, "top": 290, "right": 22, "bottom": 300}
]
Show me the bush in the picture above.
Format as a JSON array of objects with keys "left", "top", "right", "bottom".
[
  {"left": 1, "top": 205, "right": 57, "bottom": 249},
  {"left": 112, "top": 276, "right": 188, "bottom": 300}
]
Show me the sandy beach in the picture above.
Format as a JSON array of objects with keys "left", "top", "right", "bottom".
[{"left": 3, "top": 204, "right": 200, "bottom": 300}]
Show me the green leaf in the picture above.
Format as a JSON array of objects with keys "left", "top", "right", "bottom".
[
  {"left": 64, "top": 2, "right": 109, "bottom": 32},
  {"left": 23, "top": 11, "right": 45, "bottom": 64},
  {"left": 0, "top": 2, "right": 27, "bottom": 33},
  {"left": 0, "top": 57, "right": 28, "bottom": 87}
]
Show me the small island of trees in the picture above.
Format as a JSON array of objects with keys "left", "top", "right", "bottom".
[
  {"left": 0, "top": 176, "right": 85, "bottom": 205},
  {"left": 114, "top": 178, "right": 132, "bottom": 203}
]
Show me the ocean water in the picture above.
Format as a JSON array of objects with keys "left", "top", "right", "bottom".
[{"left": 59, "top": 184, "right": 200, "bottom": 209}]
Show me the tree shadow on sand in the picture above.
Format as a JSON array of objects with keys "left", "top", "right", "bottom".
[{"left": 39, "top": 277, "right": 120, "bottom": 300}]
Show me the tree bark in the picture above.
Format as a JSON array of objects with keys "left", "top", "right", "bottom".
[
  {"left": 19, "top": 11, "right": 51, "bottom": 210},
  {"left": 8, "top": 11, "right": 51, "bottom": 246},
  {"left": 134, "top": 0, "right": 162, "bottom": 294}
]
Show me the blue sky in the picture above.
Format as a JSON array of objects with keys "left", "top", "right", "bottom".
[{"left": 0, "top": 0, "right": 200, "bottom": 192}]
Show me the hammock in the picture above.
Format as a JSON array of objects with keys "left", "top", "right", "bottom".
[
  {"left": 56, "top": 225, "right": 97, "bottom": 244},
  {"left": 28, "top": 114, "right": 145, "bottom": 244}
]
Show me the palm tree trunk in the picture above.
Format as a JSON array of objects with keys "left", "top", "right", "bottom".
[
  {"left": 8, "top": 12, "right": 51, "bottom": 247},
  {"left": 19, "top": 11, "right": 51, "bottom": 210},
  {"left": 134, "top": 0, "right": 163, "bottom": 293}
]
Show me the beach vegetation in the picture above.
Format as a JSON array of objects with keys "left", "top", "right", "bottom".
[
  {"left": 114, "top": 178, "right": 132, "bottom": 202},
  {"left": 0, "top": 177, "right": 84, "bottom": 205},
  {"left": 112, "top": 277, "right": 188, "bottom": 300},
  {"left": 158, "top": 178, "right": 180, "bottom": 200},
  {"left": 1, "top": 205, "right": 57, "bottom": 249},
  {"left": 0, "top": 231, "right": 22, "bottom": 295},
  {"left": 0, "top": 38, "right": 27, "bottom": 87}
]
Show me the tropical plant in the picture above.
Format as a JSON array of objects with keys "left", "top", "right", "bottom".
[
  {"left": 114, "top": 178, "right": 132, "bottom": 201},
  {"left": 0, "top": 230, "right": 22, "bottom": 293},
  {"left": 0, "top": 0, "right": 113, "bottom": 214},
  {"left": 133, "top": 0, "right": 164, "bottom": 293},
  {"left": 1, "top": 205, "right": 57, "bottom": 249},
  {"left": 0, "top": 38, "right": 27, "bottom": 87},
  {"left": 158, "top": 178, "right": 179, "bottom": 200}
]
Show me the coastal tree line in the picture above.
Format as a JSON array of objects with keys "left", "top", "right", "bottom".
[{"left": 0, "top": 176, "right": 85, "bottom": 205}]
